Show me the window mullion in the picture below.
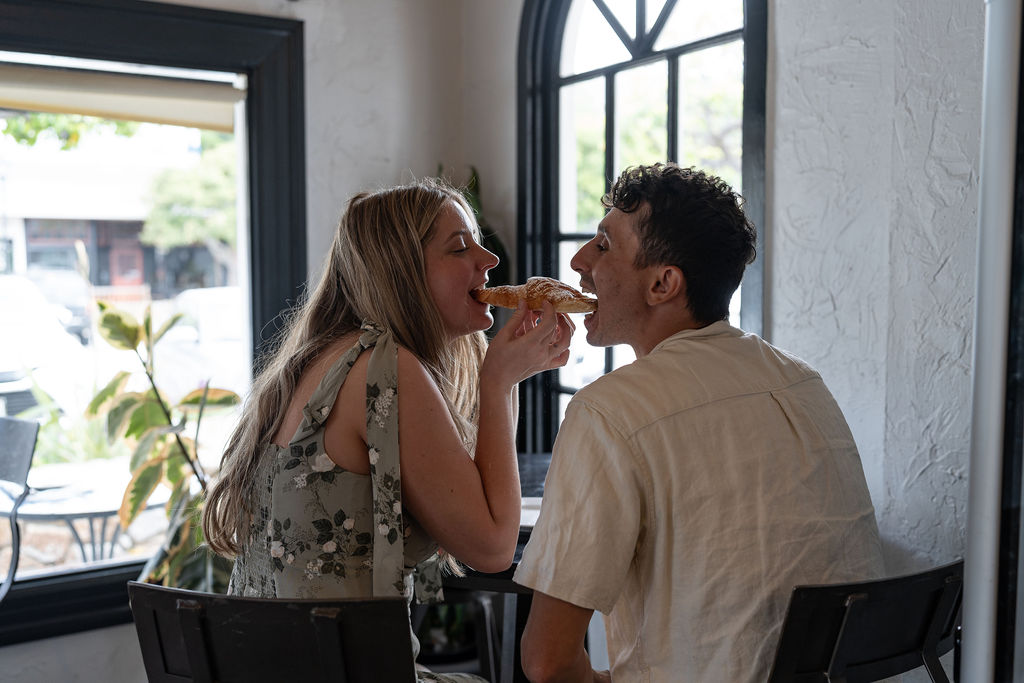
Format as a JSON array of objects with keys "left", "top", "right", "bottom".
[
  {"left": 645, "top": 0, "right": 678, "bottom": 53},
  {"left": 592, "top": 0, "right": 636, "bottom": 57},
  {"left": 636, "top": 0, "right": 645, "bottom": 49},
  {"left": 667, "top": 56, "right": 678, "bottom": 163},
  {"left": 604, "top": 72, "right": 615, "bottom": 198},
  {"left": 603, "top": 71, "right": 615, "bottom": 376}
]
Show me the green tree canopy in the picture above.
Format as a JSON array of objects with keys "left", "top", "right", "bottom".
[
  {"left": 141, "top": 134, "right": 237, "bottom": 249},
  {"left": 0, "top": 111, "right": 137, "bottom": 150}
]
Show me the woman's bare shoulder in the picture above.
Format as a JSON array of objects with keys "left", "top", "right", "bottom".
[{"left": 395, "top": 345, "right": 445, "bottom": 401}]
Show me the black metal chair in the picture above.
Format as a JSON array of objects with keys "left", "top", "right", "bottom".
[
  {"left": 768, "top": 559, "right": 963, "bottom": 683},
  {"left": 128, "top": 581, "right": 417, "bottom": 683},
  {"left": 0, "top": 416, "right": 39, "bottom": 604}
]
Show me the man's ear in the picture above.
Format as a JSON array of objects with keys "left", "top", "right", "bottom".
[{"left": 646, "top": 265, "right": 686, "bottom": 305}]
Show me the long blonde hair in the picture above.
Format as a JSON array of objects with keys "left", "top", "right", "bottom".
[{"left": 203, "top": 179, "right": 487, "bottom": 556}]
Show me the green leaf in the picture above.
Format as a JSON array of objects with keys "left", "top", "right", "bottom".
[
  {"left": 86, "top": 371, "right": 131, "bottom": 416},
  {"left": 165, "top": 478, "right": 192, "bottom": 521},
  {"left": 125, "top": 400, "right": 169, "bottom": 440},
  {"left": 164, "top": 517, "right": 194, "bottom": 586},
  {"left": 130, "top": 427, "right": 163, "bottom": 472},
  {"left": 153, "top": 313, "right": 185, "bottom": 345},
  {"left": 119, "top": 458, "right": 164, "bottom": 527},
  {"left": 107, "top": 393, "right": 143, "bottom": 441},
  {"left": 161, "top": 436, "right": 196, "bottom": 470},
  {"left": 97, "top": 307, "right": 142, "bottom": 350},
  {"left": 165, "top": 451, "right": 186, "bottom": 486},
  {"left": 177, "top": 387, "right": 241, "bottom": 411}
]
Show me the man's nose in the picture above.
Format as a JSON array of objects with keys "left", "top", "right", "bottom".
[{"left": 569, "top": 245, "right": 587, "bottom": 273}]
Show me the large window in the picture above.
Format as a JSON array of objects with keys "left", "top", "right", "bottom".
[
  {"left": 517, "top": 0, "right": 767, "bottom": 452},
  {"left": 0, "top": 0, "right": 305, "bottom": 645}
]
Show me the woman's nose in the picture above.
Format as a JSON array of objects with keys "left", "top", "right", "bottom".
[{"left": 479, "top": 244, "right": 500, "bottom": 271}]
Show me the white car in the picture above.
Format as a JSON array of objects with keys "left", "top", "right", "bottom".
[{"left": 0, "top": 274, "right": 88, "bottom": 417}]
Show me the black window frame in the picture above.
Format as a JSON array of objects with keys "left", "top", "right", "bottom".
[
  {"left": 516, "top": 0, "right": 767, "bottom": 452},
  {"left": 0, "top": 0, "right": 305, "bottom": 644}
]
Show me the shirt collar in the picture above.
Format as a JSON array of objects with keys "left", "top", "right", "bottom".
[{"left": 648, "top": 319, "right": 741, "bottom": 355}]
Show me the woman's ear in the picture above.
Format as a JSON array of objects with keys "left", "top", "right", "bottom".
[{"left": 646, "top": 265, "right": 686, "bottom": 306}]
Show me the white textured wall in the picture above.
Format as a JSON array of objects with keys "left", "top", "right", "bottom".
[
  {"left": 770, "top": 0, "right": 984, "bottom": 575},
  {"left": 769, "top": 0, "right": 895, "bottom": 521},
  {"left": 460, "top": 0, "right": 522, "bottom": 253}
]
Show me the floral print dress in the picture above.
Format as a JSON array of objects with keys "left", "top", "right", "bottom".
[{"left": 229, "top": 322, "right": 484, "bottom": 682}]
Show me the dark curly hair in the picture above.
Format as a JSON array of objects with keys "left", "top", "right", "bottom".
[{"left": 603, "top": 163, "right": 757, "bottom": 325}]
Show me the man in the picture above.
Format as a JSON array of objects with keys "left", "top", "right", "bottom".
[{"left": 514, "top": 164, "right": 884, "bottom": 682}]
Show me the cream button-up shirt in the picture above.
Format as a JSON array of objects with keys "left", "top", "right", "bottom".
[{"left": 515, "top": 321, "right": 885, "bottom": 683}]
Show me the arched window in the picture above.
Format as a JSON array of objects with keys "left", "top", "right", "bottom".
[{"left": 517, "top": 0, "right": 767, "bottom": 452}]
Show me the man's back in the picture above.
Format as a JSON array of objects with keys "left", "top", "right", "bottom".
[{"left": 515, "top": 321, "right": 884, "bottom": 682}]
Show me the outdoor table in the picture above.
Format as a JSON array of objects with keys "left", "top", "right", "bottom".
[{"left": 0, "top": 457, "right": 170, "bottom": 562}]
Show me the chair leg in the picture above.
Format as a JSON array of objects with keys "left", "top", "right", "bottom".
[
  {"left": 922, "top": 650, "right": 950, "bottom": 683},
  {"left": 0, "top": 497, "right": 28, "bottom": 604},
  {"left": 472, "top": 592, "right": 499, "bottom": 682},
  {"left": 954, "top": 625, "right": 961, "bottom": 683}
]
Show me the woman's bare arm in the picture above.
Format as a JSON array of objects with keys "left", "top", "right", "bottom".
[{"left": 399, "top": 301, "right": 573, "bottom": 572}]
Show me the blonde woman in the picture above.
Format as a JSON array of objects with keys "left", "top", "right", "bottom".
[{"left": 203, "top": 179, "right": 572, "bottom": 680}]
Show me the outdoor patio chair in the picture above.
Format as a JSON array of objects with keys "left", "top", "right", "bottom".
[
  {"left": 767, "top": 558, "right": 963, "bottom": 683},
  {"left": 127, "top": 581, "right": 417, "bottom": 683},
  {"left": 0, "top": 416, "right": 39, "bottom": 605}
]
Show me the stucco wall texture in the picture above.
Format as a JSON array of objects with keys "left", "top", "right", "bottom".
[{"left": 770, "top": 0, "right": 984, "bottom": 575}]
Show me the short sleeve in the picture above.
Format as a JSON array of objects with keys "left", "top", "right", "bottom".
[{"left": 513, "top": 398, "right": 647, "bottom": 614}]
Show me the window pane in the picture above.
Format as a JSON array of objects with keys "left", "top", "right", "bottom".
[
  {"left": 557, "top": 240, "right": 603, "bottom": 391},
  {"left": 560, "top": 78, "right": 606, "bottom": 236},
  {"left": 653, "top": 0, "right": 743, "bottom": 51},
  {"left": 615, "top": 61, "right": 668, "bottom": 171},
  {"left": 677, "top": 41, "right": 743, "bottom": 190},
  {"left": 728, "top": 287, "right": 741, "bottom": 327},
  {"left": 602, "top": 0, "right": 637, "bottom": 40},
  {"left": 561, "top": 0, "right": 633, "bottom": 76},
  {"left": 646, "top": 0, "right": 668, "bottom": 31},
  {"left": 612, "top": 345, "right": 636, "bottom": 369},
  {"left": 558, "top": 391, "right": 573, "bottom": 428},
  {"left": 0, "top": 116, "right": 249, "bottom": 579}
]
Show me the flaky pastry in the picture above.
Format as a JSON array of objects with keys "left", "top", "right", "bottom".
[{"left": 475, "top": 276, "right": 598, "bottom": 313}]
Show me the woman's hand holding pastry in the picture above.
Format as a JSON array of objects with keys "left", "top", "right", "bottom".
[{"left": 483, "top": 299, "right": 575, "bottom": 388}]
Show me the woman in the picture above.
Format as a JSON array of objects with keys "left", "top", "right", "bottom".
[{"left": 203, "top": 179, "right": 572, "bottom": 679}]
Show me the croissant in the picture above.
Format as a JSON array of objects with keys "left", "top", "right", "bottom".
[{"left": 475, "top": 276, "right": 598, "bottom": 313}]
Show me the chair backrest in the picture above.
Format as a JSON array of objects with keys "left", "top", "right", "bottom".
[
  {"left": 0, "top": 416, "right": 37, "bottom": 488},
  {"left": 767, "top": 559, "right": 963, "bottom": 683},
  {"left": 127, "top": 581, "right": 417, "bottom": 683},
  {"left": 0, "top": 416, "right": 39, "bottom": 604}
]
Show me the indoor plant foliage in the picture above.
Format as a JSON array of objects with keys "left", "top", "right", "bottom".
[{"left": 88, "top": 301, "right": 239, "bottom": 591}]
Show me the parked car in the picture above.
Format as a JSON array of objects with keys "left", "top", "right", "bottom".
[
  {"left": 0, "top": 274, "right": 87, "bottom": 416},
  {"left": 25, "top": 266, "right": 94, "bottom": 344}
]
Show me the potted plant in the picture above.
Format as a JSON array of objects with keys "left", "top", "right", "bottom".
[{"left": 88, "top": 301, "right": 239, "bottom": 591}]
